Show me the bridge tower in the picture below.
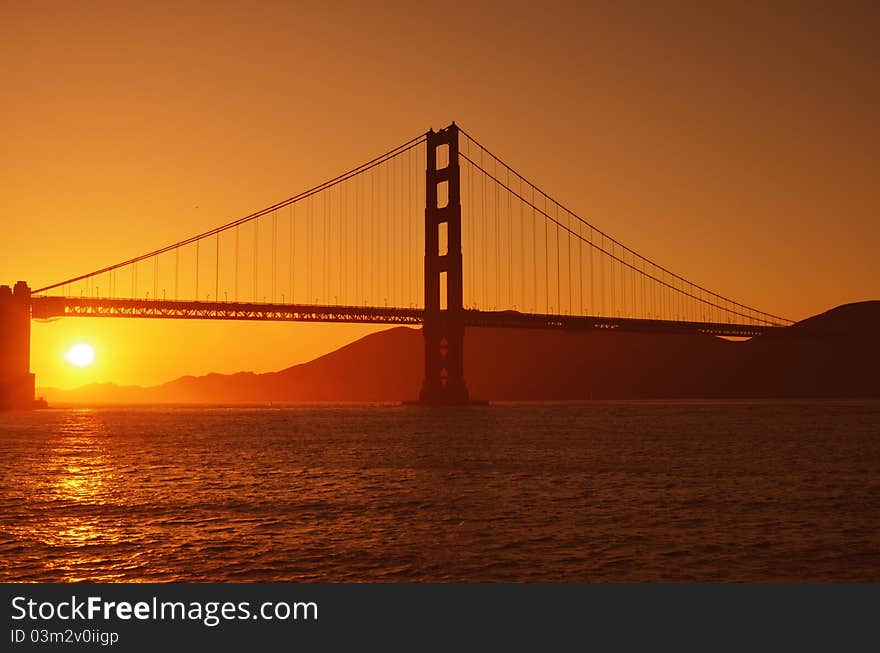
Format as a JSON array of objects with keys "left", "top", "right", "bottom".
[
  {"left": 418, "top": 124, "right": 471, "bottom": 404},
  {"left": 0, "top": 282, "right": 35, "bottom": 410}
]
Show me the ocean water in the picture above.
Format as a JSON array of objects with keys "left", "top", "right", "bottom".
[{"left": 1, "top": 401, "right": 878, "bottom": 582}]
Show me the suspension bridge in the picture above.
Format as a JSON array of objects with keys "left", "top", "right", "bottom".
[{"left": 1, "top": 123, "right": 792, "bottom": 407}]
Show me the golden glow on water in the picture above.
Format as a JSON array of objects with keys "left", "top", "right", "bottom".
[
  {"left": 54, "top": 465, "right": 105, "bottom": 505},
  {"left": 2, "top": 404, "right": 880, "bottom": 582},
  {"left": 10, "top": 410, "right": 133, "bottom": 581}
]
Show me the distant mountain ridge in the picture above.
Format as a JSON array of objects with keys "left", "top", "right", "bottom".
[{"left": 40, "top": 301, "right": 880, "bottom": 403}]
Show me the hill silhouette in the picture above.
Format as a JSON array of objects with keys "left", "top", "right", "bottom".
[{"left": 41, "top": 301, "right": 880, "bottom": 403}]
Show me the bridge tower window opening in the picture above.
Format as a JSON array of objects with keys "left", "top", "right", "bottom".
[{"left": 438, "top": 221, "right": 448, "bottom": 257}]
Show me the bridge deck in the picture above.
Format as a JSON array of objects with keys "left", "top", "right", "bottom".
[{"left": 30, "top": 296, "right": 784, "bottom": 338}]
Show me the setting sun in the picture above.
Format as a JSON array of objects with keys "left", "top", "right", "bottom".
[{"left": 65, "top": 343, "right": 95, "bottom": 368}]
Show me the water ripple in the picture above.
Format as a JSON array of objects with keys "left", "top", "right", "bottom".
[{"left": 1, "top": 401, "right": 879, "bottom": 581}]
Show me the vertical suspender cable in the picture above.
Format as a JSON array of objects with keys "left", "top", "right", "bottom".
[
  {"left": 544, "top": 195, "right": 549, "bottom": 313},
  {"left": 532, "top": 189, "right": 539, "bottom": 311},
  {"left": 254, "top": 217, "right": 259, "bottom": 301},
  {"left": 555, "top": 203, "right": 561, "bottom": 313},
  {"left": 520, "top": 176, "right": 525, "bottom": 310},
  {"left": 195, "top": 240, "right": 199, "bottom": 301},
  {"left": 507, "top": 168, "right": 512, "bottom": 308},
  {"left": 567, "top": 209, "right": 572, "bottom": 314},
  {"left": 271, "top": 210, "right": 277, "bottom": 302},
  {"left": 289, "top": 203, "right": 294, "bottom": 303},
  {"left": 234, "top": 225, "right": 239, "bottom": 302},
  {"left": 216, "top": 231, "right": 220, "bottom": 303},
  {"left": 589, "top": 226, "right": 594, "bottom": 315}
]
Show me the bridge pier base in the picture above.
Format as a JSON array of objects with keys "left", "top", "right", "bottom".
[{"left": 0, "top": 282, "right": 37, "bottom": 410}]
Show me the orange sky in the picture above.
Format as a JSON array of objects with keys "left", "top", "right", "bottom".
[{"left": 2, "top": 1, "right": 878, "bottom": 389}]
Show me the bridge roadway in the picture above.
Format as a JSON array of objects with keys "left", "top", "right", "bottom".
[{"left": 30, "top": 296, "right": 783, "bottom": 338}]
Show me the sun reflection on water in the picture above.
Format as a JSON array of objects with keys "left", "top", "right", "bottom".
[
  {"left": 20, "top": 410, "right": 130, "bottom": 579},
  {"left": 47, "top": 410, "right": 113, "bottom": 502}
]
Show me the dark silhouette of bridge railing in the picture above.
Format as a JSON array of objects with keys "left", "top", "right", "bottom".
[
  {"left": 30, "top": 297, "right": 424, "bottom": 326},
  {"left": 4, "top": 122, "right": 793, "bottom": 406}
]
